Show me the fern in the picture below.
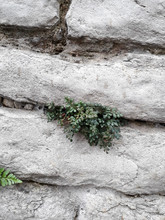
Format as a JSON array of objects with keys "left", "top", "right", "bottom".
[
  {"left": 45, "top": 97, "right": 126, "bottom": 152},
  {"left": 0, "top": 168, "right": 22, "bottom": 187}
]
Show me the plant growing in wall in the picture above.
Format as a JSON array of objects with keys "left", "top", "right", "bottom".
[
  {"left": 45, "top": 97, "right": 126, "bottom": 152},
  {"left": 0, "top": 168, "right": 22, "bottom": 187}
]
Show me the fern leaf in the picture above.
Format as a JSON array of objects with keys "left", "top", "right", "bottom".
[
  {"left": 2, "top": 169, "right": 10, "bottom": 178},
  {"left": 0, "top": 168, "right": 22, "bottom": 187},
  {"left": 0, "top": 168, "right": 5, "bottom": 175}
]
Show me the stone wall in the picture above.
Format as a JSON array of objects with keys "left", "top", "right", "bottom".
[{"left": 0, "top": 1, "right": 165, "bottom": 219}]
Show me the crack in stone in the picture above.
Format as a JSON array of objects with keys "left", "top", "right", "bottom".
[
  {"left": 96, "top": 201, "right": 165, "bottom": 217},
  {"left": 0, "top": 95, "right": 44, "bottom": 111},
  {"left": 73, "top": 205, "right": 80, "bottom": 220},
  {"left": 21, "top": 181, "right": 165, "bottom": 197},
  {"left": 134, "top": 0, "right": 146, "bottom": 8},
  {"left": 1, "top": 96, "right": 164, "bottom": 127},
  {"left": 121, "top": 162, "right": 139, "bottom": 188},
  {"left": 96, "top": 203, "right": 121, "bottom": 213}
]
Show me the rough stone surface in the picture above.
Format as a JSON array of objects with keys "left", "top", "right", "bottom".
[
  {"left": 66, "top": 0, "right": 165, "bottom": 47},
  {"left": 0, "top": 108, "right": 165, "bottom": 195},
  {"left": 1, "top": 1, "right": 165, "bottom": 216},
  {"left": 0, "top": 47, "right": 165, "bottom": 122},
  {"left": 1, "top": 183, "right": 165, "bottom": 220},
  {"left": 0, "top": 0, "right": 59, "bottom": 28},
  {"left": 2, "top": 98, "right": 14, "bottom": 108}
]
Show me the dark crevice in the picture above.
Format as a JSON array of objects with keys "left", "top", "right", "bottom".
[
  {"left": 16, "top": 180, "right": 165, "bottom": 197},
  {"left": 57, "top": 0, "right": 72, "bottom": 51},
  {"left": 0, "top": 0, "right": 72, "bottom": 55},
  {"left": 0, "top": 95, "right": 44, "bottom": 111},
  {"left": 73, "top": 206, "right": 80, "bottom": 220},
  {"left": 0, "top": 95, "right": 164, "bottom": 127},
  {"left": 66, "top": 37, "right": 165, "bottom": 58},
  {"left": 134, "top": 0, "right": 146, "bottom": 8},
  {"left": 127, "top": 119, "right": 165, "bottom": 128}
]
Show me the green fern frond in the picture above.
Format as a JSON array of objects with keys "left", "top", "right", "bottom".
[{"left": 0, "top": 168, "right": 22, "bottom": 187}]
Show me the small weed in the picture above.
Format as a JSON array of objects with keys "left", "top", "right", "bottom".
[
  {"left": 45, "top": 97, "right": 126, "bottom": 152},
  {"left": 0, "top": 168, "right": 22, "bottom": 187}
]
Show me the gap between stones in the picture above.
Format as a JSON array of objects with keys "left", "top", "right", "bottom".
[
  {"left": 0, "top": 96, "right": 43, "bottom": 111},
  {"left": 16, "top": 180, "right": 165, "bottom": 197},
  {"left": 0, "top": 96, "right": 164, "bottom": 127},
  {"left": 66, "top": 38, "right": 165, "bottom": 60}
]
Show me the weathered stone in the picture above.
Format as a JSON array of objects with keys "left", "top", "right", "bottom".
[
  {"left": 14, "top": 101, "right": 24, "bottom": 109},
  {"left": 0, "top": 47, "right": 165, "bottom": 122},
  {"left": 1, "top": 183, "right": 165, "bottom": 220},
  {"left": 2, "top": 98, "right": 14, "bottom": 108},
  {"left": 66, "top": 0, "right": 165, "bottom": 47},
  {"left": 0, "top": 0, "right": 59, "bottom": 28},
  {"left": 24, "top": 104, "right": 34, "bottom": 110},
  {"left": 0, "top": 108, "right": 165, "bottom": 195}
]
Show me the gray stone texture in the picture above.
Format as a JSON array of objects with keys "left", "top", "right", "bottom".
[
  {"left": 0, "top": 0, "right": 59, "bottom": 28},
  {"left": 66, "top": 0, "right": 165, "bottom": 47},
  {"left": 0, "top": 47, "right": 165, "bottom": 122},
  {"left": 1, "top": 183, "right": 165, "bottom": 220},
  {"left": 0, "top": 108, "right": 165, "bottom": 195},
  {"left": 0, "top": 0, "right": 165, "bottom": 218}
]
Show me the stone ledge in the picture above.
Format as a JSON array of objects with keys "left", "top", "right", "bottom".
[
  {"left": 66, "top": 0, "right": 165, "bottom": 47},
  {"left": 0, "top": 108, "right": 165, "bottom": 195},
  {"left": 1, "top": 183, "right": 165, "bottom": 220},
  {"left": 0, "top": 47, "right": 165, "bottom": 122}
]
